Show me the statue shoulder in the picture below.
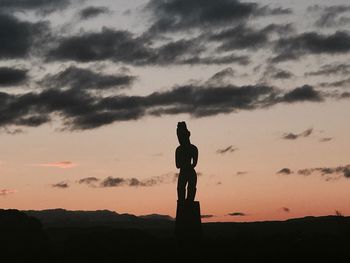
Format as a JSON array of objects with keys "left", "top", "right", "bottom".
[{"left": 191, "top": 144, "right": 198, "bottom": 152}]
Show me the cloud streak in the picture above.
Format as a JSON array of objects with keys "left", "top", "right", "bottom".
[
  {"left": 273, "top": 31, "right": 350, "bottom": 62},
  {"left": 201, "top": 215, "right": 215, "bottom": 219},
  {"left": 277, "top": 168, "right": 293, "bottom": 175},
  {"left": 216, "top": 145, "right": 238, "bottom": 154},
  {"left": 78, "top": 177, "right": 100, "bottom": 187},
  {"left": 0, "top": 189, "right": 18, "bottom": 196},
  {"left": 35, "top": 161, "right": 77, "bottom": 168},
  {"left": 228, "top": 212, "right": 247, "bottom": 216},
  {"left": 282, "top": 128, "right": 313, "bottom": 140},
  {"left": 78, "top": 6, "right": 110, "bottom": 20},
  {"left": 52, "top": 181, "right": 69, "bottom": 188},
  {"left": 297, "top": 165, "right": 350, "bottom": 180},
  {"left": 78, "top": 173, "right": 175, "bottom": 188},
  {"left": 278, "top": 165, "right": 350, "bottom": 181},
  {"left": 39, "top": 66, "right": 136, "bottom": 91},
  {"left": 308, "top": 5, "right": 350, "bottom": 28}
]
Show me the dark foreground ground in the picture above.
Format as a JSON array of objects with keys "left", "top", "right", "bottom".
[{"left": 1, "top": 209, "right": 349, "bottom": 262}]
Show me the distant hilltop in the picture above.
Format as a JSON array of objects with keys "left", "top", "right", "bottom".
[{"left": 23, "top": 208, "right": 174, "bottom": 228}]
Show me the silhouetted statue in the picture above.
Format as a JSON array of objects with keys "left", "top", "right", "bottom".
[
  {"left": 175, "top": 122, "right": 201, "bottom": 241},
  {"left": 176, "top": 121, "right": 198, "bottom": 202}
]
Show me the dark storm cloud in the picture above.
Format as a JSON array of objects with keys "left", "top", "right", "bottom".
[
  {"left": 228, "top": 212, "right": 247, "bottom": 216},
  {"left": 79, "top": 6, "right": 110, "bottom": 20},
  {"left": 216, "top": 145, "right": 238, "bottom": 154},
  {"left": 40, "top": 66, "right": 136, "bottom": 90},
  {"left": 282, "top": 128, "right": 313, "bottom": 140},
  {"left": 209, "top": 23, "right": 294, "bottom": 52},
  {"left": 14, "top": 115, "right": 51, "bottom": 127},
  {"left": 52, "top": 181, "right": 69, "bottom": 189},
  {"left": 272, "top": 31, "right": 350, "bottom": 62},
  {"left": 47, "top": 28, "right": 152, "bottom": 63},
  {"left": 281, "top": 85, "right": 323, "bottom": 103},
  {"left": 305, "top": 63, "right": 350, "bottom": 76},
  {"left": 297, "top": 165, "right": 350, "bottom": 180},
  {"left": 145, "top": 0, "right": 291, "bottom": 34},
  {"left": 271, "top": 70, "right": 294, "bottom": 79},
  {"left": 277, "top": 168, "right": 293, "bottom": 175},
  {"left": 47, "top": 28, "right": 211, "bottom": 65},
  {"left": 0, "top": 0, "right": 71, "bottom": 14},
  {"left": 0, "top": 88, "right": 96, "bottom": 129},
  {"left": 43, "top": 2, "right": 290, "bottom": 65},
  {"left": 0, "top": 77, "right": 334, "bottom": 130},
  {"left": 0, "top": 67, "right": 28, "bottom": 86},
  {"left": 0, "top": 13, "right": 49, "bottom": 59},
  {"left": 308, "top": 5, "right": 350, "bottom": 28},
  {"left": 48, "top": 28, "right": 249, "bottom": 66}
]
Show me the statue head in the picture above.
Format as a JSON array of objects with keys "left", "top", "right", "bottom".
[{"left": 177, "top": 121, "right": 190, "bottom": 145}]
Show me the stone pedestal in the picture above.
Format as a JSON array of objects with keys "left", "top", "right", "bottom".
[{"left": 175, "top": 201, "right": 202, "bottom": 240}]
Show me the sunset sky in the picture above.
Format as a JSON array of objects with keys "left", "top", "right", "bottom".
[{"left": 0, "top": 0, "right": 350, "bottom": 222}]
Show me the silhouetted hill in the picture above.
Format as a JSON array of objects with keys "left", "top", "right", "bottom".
[
  {"left": 203, "top": 215, "right": 350, "bottom": 238},
  {"left": 0, "top": 209, "right": 50, "bottom": 262},
  {"left": 3, "top": 209, "right": 349, "bottom": 262},
  {"left": 139, "top": 213, "right": 174, "bottom": 221},
  {"left": 24, "top": 208, "right": 174, "bottom": 229}
]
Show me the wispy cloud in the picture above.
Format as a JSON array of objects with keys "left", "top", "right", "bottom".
[
  {"left": 216, "top": 145, "right": 238, "bottom": 154},
  {"left": 228, "top": 212, "right": 247, "bottom": 217},
  {"left": 278, "top": 207, "right": 291, "bottom": 213},
  {"left": 282, "top": 128, "right": 313, "bottom": 140},
  {"left": 201, "top": 214, "right": 215, "bottom": 219},
  {"left": 78, "top": 173, "right": 176, "bottom": 188},
  {"left": 0, "top": 189, "right": 18, "bottom": 196},
  {"left": 277, "top": 168, "right": 293, "bottom": 175},
  {"left": 78, "top": 177, "right": 100, "bottom": 187},
  {"left": 52, "top": 181, "right": 69, "bottom": 189},
  {"left": 34, "top": 161, "right": 77, "bottom": 169},
  {"left": 319, "top": 137, "right": 333, "bottom": 142},
  {"left": 0, "top": 127, "right": 24, "bottom": 135},
  {"left": 297, "top": 165, "right": 350, "bottom": 181},
  {"left": 78, "top": 6, "right": 111, "bottom": 20}
]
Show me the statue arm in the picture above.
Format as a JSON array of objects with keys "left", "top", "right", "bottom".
[
  {"left": 192, "top": 145, "right": 198, "bottom": 168},
  {"left": 175, "top": 147, "right": 181, "bottom": 168}
]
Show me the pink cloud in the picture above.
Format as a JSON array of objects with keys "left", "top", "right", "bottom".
[
  {"left": 35, "top": 161, "right": 77, "bottom": 169},
  {"left": 0, "top": 189, "right": 18, "bottom": 196}
]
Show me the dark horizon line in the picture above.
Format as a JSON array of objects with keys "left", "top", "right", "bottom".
[{"left": 3, "top": 207, "right": 347, "bottom": 223}]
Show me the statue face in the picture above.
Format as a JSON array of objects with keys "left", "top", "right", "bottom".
[{"left": 177, "top": 130, "right": 190, "bottom": 145}]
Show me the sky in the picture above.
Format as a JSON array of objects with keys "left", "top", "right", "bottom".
[{"left": 0, "top": 0, "right": 350, "bottom": 222}]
